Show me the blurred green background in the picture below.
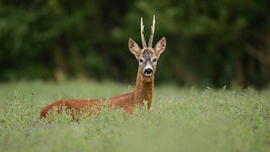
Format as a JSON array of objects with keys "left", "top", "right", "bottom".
[{"left": 0, "top": 0, "right": 270, "bottom": 89}]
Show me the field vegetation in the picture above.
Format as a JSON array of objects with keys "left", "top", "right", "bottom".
[{"left": 0, "top": 81, "right": 269, "bottom": 152}]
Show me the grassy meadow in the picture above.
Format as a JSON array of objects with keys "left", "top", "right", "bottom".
[{"left": 0, "top": 80, "right": 269, "bottom": 152}]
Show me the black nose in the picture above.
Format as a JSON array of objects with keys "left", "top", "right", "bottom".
[{"left": 144, "top": 68, "right": 153, "bottom": 75}]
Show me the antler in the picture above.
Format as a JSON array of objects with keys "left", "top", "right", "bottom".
[
  {"left": 148, "top": 15, "right": 155, "bottom": 48},
  {"left": 141, "top": 17, "right": 147, "bottom": 48}
]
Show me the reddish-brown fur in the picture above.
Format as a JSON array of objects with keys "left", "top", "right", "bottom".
[{"left": 40, "top": 16, "right": 166, "bottom": 119}]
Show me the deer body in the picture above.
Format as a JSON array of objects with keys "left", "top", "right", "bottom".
[{"left": 40, "top": 15, "right": 166, "bottom": 119}]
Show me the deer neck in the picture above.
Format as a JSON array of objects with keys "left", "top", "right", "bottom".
[{"left": 133, "top": 67, "right": 154, "bottom": 108}]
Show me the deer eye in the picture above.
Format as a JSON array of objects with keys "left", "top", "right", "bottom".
[
  {"left": 139, "top": 59, "right": 143, "bottom": 62},
  {"left": 153, "top": 58, "right": 157, "bottom": 62}
]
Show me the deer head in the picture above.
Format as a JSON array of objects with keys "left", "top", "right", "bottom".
[{"left": 129, "top": 15, "right": 166, "bottom": 77}]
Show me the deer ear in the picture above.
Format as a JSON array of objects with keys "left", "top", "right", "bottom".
[
  {"left": 129, "top": 38, "right": 141, "bottom": 57},
  {"left": 155, "top": 37, "right": 166, "bottom": 55}
]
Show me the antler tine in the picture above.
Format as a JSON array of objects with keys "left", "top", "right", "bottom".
[
  {"left": 141, "top": 17, "right": 147, "bottom": 48},
  {"left": 148, "top": 15, "right": 155, "bottom": 48}
]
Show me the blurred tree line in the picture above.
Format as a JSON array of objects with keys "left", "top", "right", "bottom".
[{"left": 0, "top": 0, "right": 270, "bottom": 88}]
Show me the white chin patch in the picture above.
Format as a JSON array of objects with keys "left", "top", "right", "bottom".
[{"left": 144, "top": 73, "right": 152, "bottom": 77}]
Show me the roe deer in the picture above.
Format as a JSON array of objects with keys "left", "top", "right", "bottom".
[{"left": 40, "top": 15, "right": 166, "bottom": 119}]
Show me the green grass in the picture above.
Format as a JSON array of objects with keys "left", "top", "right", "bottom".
[{"left": 0, "top": 80, "right": 269, "bottom": 152}]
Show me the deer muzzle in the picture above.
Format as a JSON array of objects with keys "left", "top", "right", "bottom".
[{"left": 144, "top": 68, "right": 153, "bottom": 76}]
